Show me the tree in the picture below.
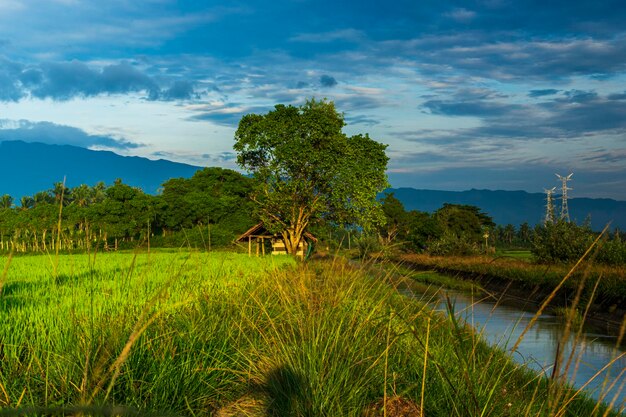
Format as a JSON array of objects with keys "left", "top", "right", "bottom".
[
  {"left": 379, "top": 192, "right": 411, "bottom": 243},
  {"left": 434, "top": 203, "right": 494, "bottom": 241},
  {"left": 0, "top": 195, "right": 12, "bottom": 209},
  {"left": 234, "top": 99, "right": 389, "bottom": 254}
]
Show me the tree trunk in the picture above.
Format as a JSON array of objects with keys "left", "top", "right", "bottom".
[{"left": 281, "top": 227, "right": 304, "bottom": 256}]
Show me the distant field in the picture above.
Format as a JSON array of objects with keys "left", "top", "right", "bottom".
[
  {"left": 0, "top": 251, "right": 619, "bottom": 416},
  {"left": 497, "top": 249, "right": 534, "bottom": 260}
]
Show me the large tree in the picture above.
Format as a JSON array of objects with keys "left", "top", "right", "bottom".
[{"left": 234, "top": 99, "right": 389, "bottom": 254}]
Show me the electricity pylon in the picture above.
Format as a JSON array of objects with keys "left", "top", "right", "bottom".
[
  {"left": 544, "top": 187, "right": 556, "bottom": 225},
  {"left": 555, "top": 173, "right": 573, "bottom": 222}
]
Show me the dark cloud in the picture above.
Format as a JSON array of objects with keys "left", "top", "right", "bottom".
[
  {"left": 162, "top": 80, "right": 198, "bottom": 100},
  {"left": 578, "top": 149, "right": 626, "bottom": 164},
  {"left": 0, "top": 58, "right": 204, "bottom": 102},
  {"left": 0, "top": 120, "right": 142, "bottom": 150},
  {"left": 30, "top": 61, "right": 158, "bottom": 100},
  {"left": 529, "top": 89, "right": 560, "bottom": 97},
  {"left": 561, "top": 89, "right": 598, "bottom": 103},
  {"left": 189, "top": 104, "right": 271, "bottom": 127},
  {"left": 375, "top": 34, "right": 626, "bottom": 82},
  {"left": 320, "top": 74, "right": 337, "bottom": 88},
  {"left": 0, "top": 59, "right": 25, "bottom": 101},
  {"left": 422, "top": 99, "right": 521, "bottom": 117},
  {"left": 421, "top": 87, "right": 524, "bottom": 118},
  {"left": 345, "top": 114, "right": 380, "bottom": 126},
  {"left": 608, "top": 92, "right": 626, "bottom": 100},
  {"left": 405, "top": 90, "right": 626, "bottom": 149}
]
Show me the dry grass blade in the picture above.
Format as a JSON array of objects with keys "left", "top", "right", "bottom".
[{"left": 554, "top": 351, "right": 626, "bottom": 417}]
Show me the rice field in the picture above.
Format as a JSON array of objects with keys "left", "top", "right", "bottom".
[{"left": 0, "top": 250, "right": 622, "bottom": 416}]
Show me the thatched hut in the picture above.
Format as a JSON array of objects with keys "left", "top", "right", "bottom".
[{"left": 236, "top": 223, "right": 317, "bottom": 257}]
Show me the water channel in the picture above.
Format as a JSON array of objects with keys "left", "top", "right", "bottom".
[{"left": 405, "top": 284, "right": 626, "bottom": 411}]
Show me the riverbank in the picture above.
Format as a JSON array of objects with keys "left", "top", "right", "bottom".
[
  {"left": 397, "top": 253, "right": 626, "bottom": 336},
  {"left": 1, "top": 251, "right": 623, "bottom": 416}
]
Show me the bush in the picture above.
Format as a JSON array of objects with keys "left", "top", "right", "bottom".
[
  {"left": 532, "top": 221, "right": 594, "bottom": 263},
  {"left": 532, "top": 221, "right": 626, "bottom": 265},
  {"left": 427, "top": 232, "right": 480, "bottom": 256}
]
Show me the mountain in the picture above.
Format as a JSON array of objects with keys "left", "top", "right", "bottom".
[
  {"left": 1, "top": 141, "right": 623, "bottom": 230},
  {"left": 0, "top": 140, "right": 201, "bottom": 198},
  {"left": 389, "top": 188, "right": 626, "bottom": 230}
]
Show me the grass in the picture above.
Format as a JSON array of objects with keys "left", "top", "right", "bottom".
[
  {"left": 399, "top": 253, "right": 626, "bottom": 309},
  {"left": 0, "top": 250, "right": 623, "bottom": 416}
]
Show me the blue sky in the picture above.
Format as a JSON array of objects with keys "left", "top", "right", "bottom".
[{"left": 1, "top": 0, "right": 625, "bottom": 199}]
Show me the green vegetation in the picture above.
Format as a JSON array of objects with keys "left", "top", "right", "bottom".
[
  {"left": 0, "top": 167, "right": 256, "bottom": 253},
  {"left": 399, "top": 253, "right": 626, "bottom": 307},
  {"left": 0, "top": 251, "right": 622, "bottom": 416},
  {"left": 376, "top": 193, "right": 495, "bottom": 255},
  {"left": 234, "top": 99, "right": 389, "bottom": 255},
  {"left": 532, "top": 220, "right": 626, "bottom": 265}
]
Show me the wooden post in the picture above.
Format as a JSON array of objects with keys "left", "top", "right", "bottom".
[
  {"left": 248, "top": 236, "right": 252, "bottom": 256},
  {"left": 262, "top": 237, "right": 265, "bottom": 256},
  {"left": 256, "top": 238, "right": 260, "bottom": 257}
]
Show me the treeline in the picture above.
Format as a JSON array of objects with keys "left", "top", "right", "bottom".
[
  {"left": 371, "top": 193, "right": 626, "bottom": 265},
  {"left": 0, "top": 167, "right": 255, "bottom": 253},
  {"left": 363, "top": 193, "right": 496, "bottom": 256}
]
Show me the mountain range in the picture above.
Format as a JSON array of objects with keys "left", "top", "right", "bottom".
[{"left": 1, "top": 140, "right": 624, "bottom": 230}]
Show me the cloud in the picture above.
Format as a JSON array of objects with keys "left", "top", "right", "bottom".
[
  {"left": 188, "top": 103, "right": 271, "bottom": 127},
  {"left": 150, "top": 149, "right": 237, "bottom": 166},
  {"left": 529, "top": 89, "right": 560, "bottom": 97},
  {"left": 30, "top": 61, "right": 158, "bottom": 100},
  {"left": 320, "top": 75, "right": 338, "bottom": 88},
  {"left": 345, "top": 114, "right": 380, "bottom": 126},
  {"left": 161, "top": 80, "right": 199, "bottom": 100},
  {"left": 608, "top": 91, "right": 626, "bottom": 100},
  {"left": 0, "top": 58, "right": 206, "bottom": 102},
  {"left": 421, "top": 88, "right": 523, "bottom": 118},
  {"left": 289, "top": 29, "right": 364, "bottom": 43},
  {"left": 445, "top": 8, "right": 477, "bottom": 23},
  {"left": 0, "top": 119, "right": 142, "bottom": 150}
]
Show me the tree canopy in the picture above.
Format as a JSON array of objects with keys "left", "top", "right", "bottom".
[{"left": 234, "top": 99, "right": 389, "bottom": 254}]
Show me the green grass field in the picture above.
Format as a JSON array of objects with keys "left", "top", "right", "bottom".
[{"left": 0, "top": 251, "right": 622, "bottom": 416}]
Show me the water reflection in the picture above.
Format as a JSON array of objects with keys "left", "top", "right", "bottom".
[{"left": 427, "top": 289, "right": 626, "bottom": 408}]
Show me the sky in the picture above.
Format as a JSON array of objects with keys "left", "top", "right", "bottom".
[{"left": 0, "top": 0, "right": 625, "bottom": 199}]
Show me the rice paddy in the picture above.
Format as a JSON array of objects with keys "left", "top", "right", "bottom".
[{"left": 0, "top": 250, "right": 623, "bottom": 416}]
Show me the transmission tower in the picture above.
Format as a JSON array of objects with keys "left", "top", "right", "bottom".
[
  {"left": 543, "top": 187, "right": 556, "bottom": 225},
  {"left": 555, "top": 173, "right": 573, "bottom": 222}
]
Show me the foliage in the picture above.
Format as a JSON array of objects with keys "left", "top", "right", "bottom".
[
  {"left": 234, "top": 99, "right": 389, "bottom": 254},
  {"left": 434, "top": 203, "right": 494, "bottom": 241},
  {"left": 0, "top": 252, "right": 619, "bottom": 416},
  {"left": 0, "top": 168, "right": 255, "bottom": 253},
  {"left": 427, "top": 231, "right": 481, "bottom": 256}
]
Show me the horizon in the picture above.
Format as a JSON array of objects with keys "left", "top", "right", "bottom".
[
  {"left": 2, "top": 139, "right": 624, "bottom": 204},
  {"left": 0, "top": 1, "right": 625, "bottom": 199}
]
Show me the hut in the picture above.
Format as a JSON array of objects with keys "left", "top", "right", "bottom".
[{"left": 236, "top": 223, "right": 317, "bottom": 257}]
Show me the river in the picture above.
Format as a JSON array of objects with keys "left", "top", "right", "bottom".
[{"left": 405, "top": 285, "right": 626, "bottom": 411}]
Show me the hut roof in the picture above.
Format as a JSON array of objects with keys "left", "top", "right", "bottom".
[{"left": 236, "top": 222, "right": 318, "bottom": 243}]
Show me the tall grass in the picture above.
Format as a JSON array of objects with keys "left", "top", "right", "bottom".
[{"left": 0, "top": 251, "right": 623, "bottom": 416}]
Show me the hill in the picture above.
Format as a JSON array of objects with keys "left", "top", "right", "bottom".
[
  {"left": 1, "top": 141, "right": 623, "bottom": 230},
  {"left": 0, "top": 140, "right": 201, "bottom": 198},
  {"left": 389, "top": 188, "right": 626, "bottom": 230}
]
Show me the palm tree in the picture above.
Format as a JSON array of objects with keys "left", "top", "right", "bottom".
[
  {"left": 20, "top": 196, "right": 34, "bottom": 210},
  {"left": 92, "top": 182, "right": 107, "bottom": 204},
  {"left": 34, "top": 191, "right": 54, "bottom": 206},
  {"left": 52, "top": 181, "right": 71, "bottom": 206},
  {"left": 0, "top": 194, "right": 13, "bottom": 209},
  {"left": 72, "top": 184, "right": 92, "bottom": 207}
]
